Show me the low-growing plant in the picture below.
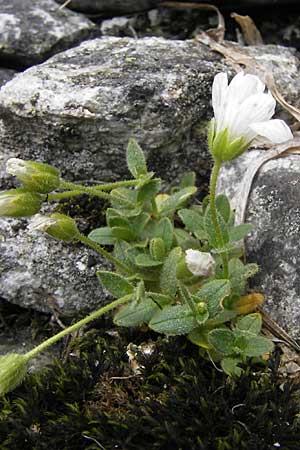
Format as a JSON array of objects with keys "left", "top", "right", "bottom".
[{"left": 0, "top": 71, "right": 293, "bottom": 394}]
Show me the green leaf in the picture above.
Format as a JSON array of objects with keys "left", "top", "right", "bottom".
[
  {"left": 228, "top": 259, "right": 259, "bottom": 296},
  {"left": 178, "top": 208, "right": 204, "bottom": 233},
  {"left": 221, "top": 357, "right": 243, "bottom": 377},
  {"left": 173, "top": 228, "right": 199, "bottom": 249},
  {"left": 131, "top": 213, "right": 151, "bottom": 234},
  {"left": 110, "top": 187, "right": 137, "bottom": 208},
  {"left": 159, "top": 247, "right": 182, "bottom": 298},
  {"left": 244, "top": 263, "right": 259, "bottom": 279},
  {"left": 113, "top": 240, "right": 133, "bottom": 269},
  {"left": 229, "top": 224, "right": 253, "bottom": 242},
  {"left": 242, "top": 336, "right": 274, "bottom": 357},
  {"left": 147, "top": 292, "right": 173, "bottom": 306},
  {"left": 126, "top": 138, "right": 147, "bottom": 179},
  {"left": 107, "top": 216, "right": 130, "bottom": 228},
  {"left": 179, "top": 171, "right": 196, "bottom": 189},
  {"left": 204, "top": 206, "right": 229, "bottom": 248},
  {"left": 208, "top": 328, "right": 235, "bottom": 355},
  {"left": 188, "top": 327, "right": 211, "bottom": 349},
  {"left": 155, "top": 217, "right": 174, "bottom": 251},
  {"left": 158, "top": 187, "right": 197, "bottom": 216},
  {"left": 236, "top": 313, "right": 262, "bottom": 335},
  {"left": 135, "top": 254, "right": 163, "bottom": 267},
  {"left": 88, "top": 227, "right": 116, "bottom": 245},
  {"left": 111, "top": 226, "right": 136, "bottom": 241},
  {"left": 194, "top": 279, "right": 231, "bottom": 317},
  {"left": 149, "top": 305, "right": 197, "bottom": 335},
  {"left": 137, "top": 178, "right": 161, "bottom": 203},
  {"left": 216, "top": 194, "right": 231, "bottom": 223},
  {"left": 114, "top": 296, "right": 160, "bottom": 327},
  {"left": 97, "top": 271, "right": 134, "bottom": 298}
]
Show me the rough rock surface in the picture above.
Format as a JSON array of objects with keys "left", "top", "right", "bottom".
[
  {"left": 0, "top": 37, "right": 299, "bottom": 315},
  {"left": 218, "top": 152, "right": 300, "bottom": 339},
  {"left": 0, "top": 68, "right": 16, "bottom": 86},
  {"left": 55, "top": 0, "right": 159, "bottom": 15},
  {"left": 0, "top": 214, "right": 111, "bottom": 316},
  {"left": 0, "top": 0, "right": 96, "bottom": 69},
  {"left": 0, "top": 36, "right": 226, "bottom": 189}
]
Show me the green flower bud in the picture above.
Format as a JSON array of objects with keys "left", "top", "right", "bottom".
[
  {"left": 28, "top": 213, "right": 79, "bottom": 242},
  {"left": 0, "top": 353, "right": 29, "bottom": 396},
  {"left": 0, "top": 189, "right": 43, "bottom": 217},
  {"left": 208, "top": 121, "right": 247, "bottom": 163},
  {"left": 6, "top": 158, "right": 60, "bottom": 194}
]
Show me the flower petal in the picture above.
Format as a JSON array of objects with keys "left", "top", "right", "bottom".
[
  {"left": 227, "top": 72, "right": 265, "bottom": 106},
  {"left": 249, "top": 119, "right": 293, "bottom": 143},
  {"left": 212, "top": 73, "right": 228, "bottom": 122},
  {"left": 229, "top": 92, "right": 276, "bottom": 141}
]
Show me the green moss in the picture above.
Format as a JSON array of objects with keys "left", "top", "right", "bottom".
[{"left": 0, "top": 318, "right": 299, "bottom": 450}]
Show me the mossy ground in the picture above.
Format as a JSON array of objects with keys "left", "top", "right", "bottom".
[{"left": 0, "top": 301, "right": 300, "bottom": 450}]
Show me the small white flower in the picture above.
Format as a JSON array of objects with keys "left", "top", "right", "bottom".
[
  {"left": 209, "top": 72, "right": 293, "bottom": 161},
  {"left": 28, "top": 214, "right": 56, "bottom": 233},
  {"left": 6, "top": 158, "right": 28, "bottom": 176},
  {"left": 185, "top": 249, "right": 215, "bottom": 277}
]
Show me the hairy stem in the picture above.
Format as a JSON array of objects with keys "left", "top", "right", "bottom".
[
  {"left": 25, "top": 295, "right": 132, "bottom": 360},
  {"left": 61, "top": 179, "right": 138, "bottom": 193},
  {"left": 77, "top": 233, "right": 132, "bottom": 275},
  {"left": 209, "top": 159, "right": 229, "bottom": 278}
]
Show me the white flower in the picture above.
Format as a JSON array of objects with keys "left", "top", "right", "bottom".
[
  {"left": 185, "top": 249, "right": 215, "bottom": 277},
  {"left": 209, "top": 72, "right": 293, "bottom": 161},
  {"left": 28, "top": 214, "right": 56, "bottom": 233},
  {"left": 6, "top": 158, "right": 28, "bottom": 176}
]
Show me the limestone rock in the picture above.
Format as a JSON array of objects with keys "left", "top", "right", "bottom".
[
  {"left": 0, "top": 215, "right": 111, "bottom": 316},
  {"left": 55, "top": 0, "right": 159, "bottom": 15},
  {"left": 217, "top": 152, "right": 300, "bottom": 339},
  {"left": 0, "top": 68, "right": 16, "bottom": 87},
  {"left": 0, "top": 0, "right": 96, "bottom": 69},
  {"left": 0, "top": 36, "right": 224, "bottom": 188}
]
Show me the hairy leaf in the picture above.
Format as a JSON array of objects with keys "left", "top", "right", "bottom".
[{"left": 97, "top": 271, "right": 133, "bottom": 298}]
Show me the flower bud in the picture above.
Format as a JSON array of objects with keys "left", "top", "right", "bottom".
[
  {"left": 28, "top": 213, "right": 79, "bottom": 242},
  {"left": 0, "top": 189, "right": 43, "bottom": 217},
  {"left": 185, "top": 249, "right": 215, "bottom": 277},
  {"left": 0, "top": 353, "right": 29, "bottom": 396},
  {"left": 6, "top": 158, "right": 60, "bottom": 194}
]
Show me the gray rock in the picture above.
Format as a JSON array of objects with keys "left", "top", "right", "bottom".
[
  {"left": 55, "top": 0, "right": 159, "bottom": 15},
  {"left": 0, "top": 214, "right": 111, "bottom": 316},
  {"left": 0, "top": 37, "right": 299, "bottom": 316},
  {"left": 0, "top": 68, "right": 16, "bottom": 87},
  {"left": 0, "top": 36, "right": 225, "bottom": 188},
  {"left": 218, "top": 152, "right": 300, "bottom": 339},
  {"left": 101, "top": 16, "right": 140, "bottom": 37},
  {"left": 0, "top": 0, "right": 96, "bottom": 69}
]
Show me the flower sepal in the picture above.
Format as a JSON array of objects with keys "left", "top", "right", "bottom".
[
  {"left": 208, "top": 121, "right": 247, "bottom": 162},
  {"left": 6, "top": 158, "right": 60, "bottom": 194},
  {"left": 29, "top": 213, "right": 79, "bottom": 242},
  {"left": 0, "top": 189, "right": 43, "bottom": 217}
]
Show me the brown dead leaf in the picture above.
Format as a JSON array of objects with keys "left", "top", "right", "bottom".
[
  {"left": 160, "top": 2, "right": 225, "bottom": 42},
  {"left": 231, "top": 13, "right": 263, "bottom": 46}
]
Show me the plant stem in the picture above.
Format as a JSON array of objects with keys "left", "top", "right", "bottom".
[
  {"left": 60, "top": 180, "right": 138, "bottom": 193},
  {"left": 77, "top": 233, "right": 132, "bottom": 275},
  {"left": 59, "top": 182, "right": 111, "bottom": 199},
  {"left": 209, "top": 159, "right": 229, "bottom": 278},
  {"left": 25, "top": 295, "right": 132, "bottom": 360},
  {"left": 47, "top": 190, "right": 94, "bottom": 201},
  {"left": 178, "top": 282, "right": 198, "bottom": 316}
]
